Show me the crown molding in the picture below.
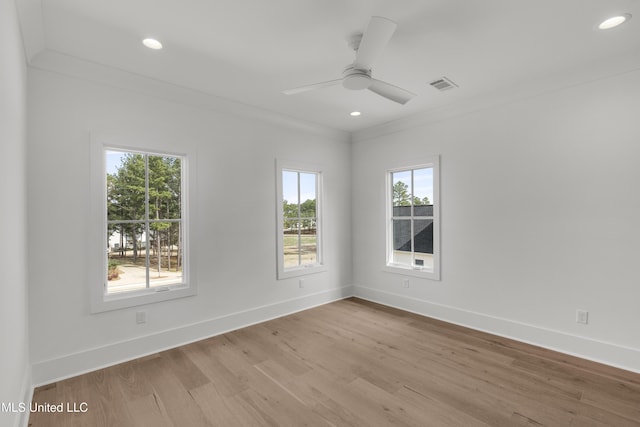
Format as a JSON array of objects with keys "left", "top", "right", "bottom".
[
  {"left": 352, "top": 48, "right": 640, "bottom": 143},
  {"left": 29, "top": 49, "right": 351, "bottom": 143},
  {"left": 14, "top": 0, "right": 45, "bottom": 62}
]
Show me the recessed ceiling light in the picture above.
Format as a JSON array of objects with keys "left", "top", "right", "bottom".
[
  {"left": 142, "top": 38, "right": 163, "bottom": 50},
  {"left": 350, "top": 111, "right": 361, "bottom": 117},
  {"left": 598, "top": 14, "right": 631, "bottom": 30}
]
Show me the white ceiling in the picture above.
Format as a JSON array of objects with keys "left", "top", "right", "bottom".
[{"left": 17, "top": 0, "right": 640, "bottom": 132}]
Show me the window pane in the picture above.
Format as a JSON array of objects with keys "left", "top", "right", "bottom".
[
  {"left": 414, "top": 218, "right": 434, "bottom": 269},
  {"left": 393, "top": 219, "right": 411, "bottom": 260},
  {"left": 299, "top": 173, "right": 316, "bottom": 219},
  {"left": 391, "top": 219, "right": 412, "bottom": 266},
  {"left": 299, "top": 217, "right": 316, "bottom": 234},
  {"left": 166, "top": 221, "right": 183, "bottom": 281},
  {"left": 392, "top": 219, "right": 412, "bottom": 251},
  {"left": 414, "top": 219, "right": 433, "bottom": 254},
  {"left": 300, "top": 232, "right": 317, "bottom": 265},
  {"left": 147, "top": 222, "right": 184, "bottom": 287},
  {"left": 300, "top": 199, "right": 316, "bottom": 218},
  {"left": 107, "top": 223, "right": 145, "bottom": 258},
  {"left": 283, "top": 224, "right": 300, "bottom": 268},
  {"left": 107, "top": 235, "right": 148, "bottom": 294},
  {"left": 392, "top": 170, "right": 411, "bottom": 216},
  {"left": 413, "top": 167, "right": 433, "bottom": 216},
  {"left": 283, "top": 216, "right": 297, "bottom": 233},
  {"left": 149, "top": 155, "right": 182, "bottom": 220},
  {"left": 107, "top": 151, "right": 145, "bottom": 221},
  {"left": 282, "top": 170, "right": 299, "bottom": 212}
]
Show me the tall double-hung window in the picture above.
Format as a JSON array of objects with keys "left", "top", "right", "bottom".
[
  {"left": 386, "top": 157, "right": 440, "bottom": 279},
  {"left": 91, "top": 141, "right": 194, "bottom": 312},
  {"left": 276, "top": 160, "right": 325, "bottom": 279}
]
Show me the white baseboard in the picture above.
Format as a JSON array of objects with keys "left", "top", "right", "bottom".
[
  {"left": 31, "top": 286, "right": 354, "bottom": 386},
  {"left": 30, "top": 283, "right": 639, "bottom": 390},
  {"left": 353, "top": 285, "right": 640, "bottom": 374}
]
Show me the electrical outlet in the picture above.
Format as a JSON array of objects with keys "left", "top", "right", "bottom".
[
  {"left": 403, "top": 279, "right": 410, "bottom": 288},
  {"left": 576, "top": 309, "right": 588, "bottom": 324},
  {"left": 299, "top": 279, "right": 304, "bottom": 288},
  {"left": 136, "top": 311, "right": 147, "bottom": 324}
]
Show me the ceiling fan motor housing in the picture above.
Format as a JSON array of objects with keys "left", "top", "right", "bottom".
[{"left": 342, "top": 65, "right": 372, "bottom": 90}]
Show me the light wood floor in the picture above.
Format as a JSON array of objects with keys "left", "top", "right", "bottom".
[{"left": 30, "top": 298, "right": 640, "bottom": 426}]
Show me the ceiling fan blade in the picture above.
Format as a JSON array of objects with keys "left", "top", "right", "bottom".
[
  {"left": 283, "top": 79, "right": 342, "bottom": 95},
  {"left": 369, "top": 79, "right": 416, "bottom": 105},
  {"left": 355, "top": 16, "right": 397, "bottom": 70}
]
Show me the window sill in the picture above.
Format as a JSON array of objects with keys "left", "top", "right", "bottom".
[
  {"left": 277, "top": 264, "right": 327, "bottom": 280},
  {"left": 383, "top": 264, "right": 440, "bottom": 281},
  {"left": 91, "top": 284, "right": 196, "bottom": 313}
]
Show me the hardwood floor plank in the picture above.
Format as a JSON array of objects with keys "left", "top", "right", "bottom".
[
  {"left": 394, "top": 384, "right": 493, "bottom": 427},
  {"left": 580, "top": 388, "right": 640, "bottom": 421},
  {"left": 110, "top": 360, "right": 156, "bottom": 402},
  {"left": 137, "top": 355, "right": 212, "bottom": 426},
  {"left": 185, "top": 338, "right": 251, "bottom": 397},
  {"left": 161, "top": 347, "right": 210, "bottom": 391},
  {"left": 235, "top": 386, "right": 329, "bottom": 427},
  {"left": 124, "top": 394, "right": 173, "bottom": 427},
  {"left": 291, "top": 369, "right": 403, "bottom": 427},
  {"left": 188, "top": 382, "right": 258, "bottom": 427},
  {"left": 512, "top": 354, "right": 640, "bottom": 405}
]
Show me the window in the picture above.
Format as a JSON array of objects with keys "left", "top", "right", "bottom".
[
  {"left": 276, "top": 160, "right": 325, "bottom": 279},
  {"left": 90, "top": 140, "right": 194, "bottom": 312},
  {"left": 386, "top": 157, "right": 440, "bottom": 279}
]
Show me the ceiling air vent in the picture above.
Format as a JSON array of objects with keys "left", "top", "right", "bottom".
[{"left": 429, "top": 77, "right": 458, "bottom": 91}]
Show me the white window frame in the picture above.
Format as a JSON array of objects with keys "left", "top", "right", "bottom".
[
  {"left": 90, "top": 137, "right": 196, "bottom": 313},
  {"left": 276, "top": 159, "right": 326, "bottom": 279},
  {"left": 384, "top": 156, "right": 440, "bottom": 280}
]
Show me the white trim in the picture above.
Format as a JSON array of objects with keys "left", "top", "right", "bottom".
[
  {"left": 17, "top": 368, "right": 33, "bottom": 427},
  {"left": 351, "top": 56, "right": 640, "bottom": 144},
  {"left": 89, "top": 136, "right": 197, "bottom": 313},
  {"left": 14, "top": 0, "right": 45, "bottom": 62},
  {"left": 31, "top": 286, "right": 354, "bottom": 386},
  {"left": 385, "top": 157, "right": 440, "bottom": 280},
  {"left": 30, "top": 284, "right": 640, "bottom": 386},
  {"left": 275, "top": 159, "right": 326, "bottom": 279},
  {"left": 353, "top": 285, "right": 640, "bottom": 374},
  {"left": 382, "top": 265, "right": 439, "bottom": 279}
]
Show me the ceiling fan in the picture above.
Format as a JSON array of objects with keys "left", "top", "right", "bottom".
[{"left": 283, "top": 16, "right": 416, "bottom": 105}]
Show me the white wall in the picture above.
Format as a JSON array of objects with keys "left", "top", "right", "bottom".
[
  {"left": 352, "top": 69, "right": 640, "bottom": 372},
  {"left": 27, "top": 57, "right": 352, "bottom": 384},
  {"left": 0, "top": 0, "right": 30, "bottom": 426}
]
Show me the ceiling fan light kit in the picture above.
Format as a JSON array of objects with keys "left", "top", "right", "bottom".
[
  {"left": 342, "top": 66, "right": 372, "bottom": 90},
  {"left": 284, "top": 16, "right": 416, "bottom": 105}
]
